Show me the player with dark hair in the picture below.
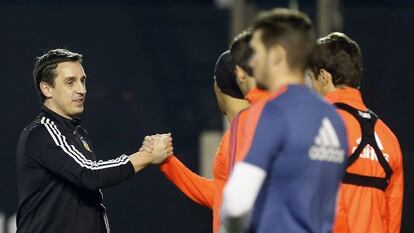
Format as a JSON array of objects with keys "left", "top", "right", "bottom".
[
  {"left": 145, "top": 50, "right": 249, "bottom": 233},
  {"left": 221, "top": 9, "right": 347, "bottom": 233},
  {"left": 228, "top": 28, "right": 270, "bottom": 172},
  {"left": 16, "top": 49, "right": 172, "bottom": 233},
  {"left": 307, "top": 32, "right": 404, "bottom": 233}
]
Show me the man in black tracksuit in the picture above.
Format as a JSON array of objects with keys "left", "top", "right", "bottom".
[{"left": 16, "top": 49, "right": 173, "bottom": 233}]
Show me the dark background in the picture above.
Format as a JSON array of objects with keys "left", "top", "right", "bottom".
[{"left": 0, "top": 0, "right": 412, "bottom": 232}]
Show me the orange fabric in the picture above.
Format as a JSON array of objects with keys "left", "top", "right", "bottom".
[
  {"left": 230, "top": 88, "right": 275, "bottom": 166},
  {"left": 160, "top": 131, "right": 230, "bottom": 233},
  {"left": 326, "top": 88, "right": 404, "bottom": 233},
  {"left": 159, "top": 88, "right": 271, "bottom": 233},
  {"left": 244, "top": 88, "right": 271, "bottom": 104}
]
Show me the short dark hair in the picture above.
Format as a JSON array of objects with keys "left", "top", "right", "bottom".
[
  {"left": 309, "top": 32, "right": 363, "bottom": 88},
  {"left": 230, "top": 28, "right": 253, "bottom": 76},
  {"left": 252, "top": 8, "right": 316, "bottom": 71},
  {"left": 214, "top": 50, "right": 244, "bottom": 99},
  {"left": 33, "top": 48, "right": 83, "bottom": 102}
]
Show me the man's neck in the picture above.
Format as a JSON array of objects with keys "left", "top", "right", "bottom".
[
  {"left": 244, "top": 77, "right": 257, "bottom": 96},
  {"left": 324, "top": 85, "right": 350, "bottom": 96},
  {"left": 224, "top": 99, "right": 250, "bottom": 122},
  {"left": 268, "top": 70, "right": 305, "bottom": 92},
  {"left": 43, "top": 101, "right": 73, "bottom": 120}
]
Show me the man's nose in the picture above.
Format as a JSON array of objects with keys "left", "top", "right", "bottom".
[{"left": 76, "top": 81, "right": 87, "bottom": 94}]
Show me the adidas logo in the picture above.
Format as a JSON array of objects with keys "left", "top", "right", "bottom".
[
  {"left": 353, "top": 134, "right": 390, "bottom": 162},
  {"left": 309, "top": 117, "right": 345, "bottom": 164}
]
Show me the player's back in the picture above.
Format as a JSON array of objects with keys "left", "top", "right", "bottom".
[
  {"left": 326, "top": 88, "right": 404, "bottom": 233},
  {"left": 245, "top": 85, "right": 348, "bottom": 233}
]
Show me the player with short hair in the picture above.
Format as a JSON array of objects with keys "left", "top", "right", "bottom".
[
  {"left": 221, "top": 8, "right": 348, "bottom": 233},
  {"left": 153, "top": 50, "right": 249, "bottom": 233},
  {"left": 307, "top": 32, "right": 404, "bottom": 233},
  {"left": 228, "top": 28, "right": 270, "bottom": 172},
  {"left": 16, "top": 48, "right": 172, "bottom": 233}
]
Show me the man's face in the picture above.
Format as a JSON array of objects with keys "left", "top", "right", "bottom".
[
  {"left": 249, "top": 30, "right": 270, "bottom": 90},
  {"left": 44, "top": 61, "right": 87, "bottom": 119}
]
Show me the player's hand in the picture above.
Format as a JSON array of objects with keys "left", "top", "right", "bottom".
[
  {"left": 148, "top": 133, "right": 173, "bottom": 164},
  {"left": 139, "top": 135, "right": 155, "bottom": 153}
]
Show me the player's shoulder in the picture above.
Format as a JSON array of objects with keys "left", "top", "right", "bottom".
[
  {"left": 268, "top": 85, "right": 324, "bottom": 105},
  {"left": 20, "top": 116, "right": 52, "bottom": 145},
  {"left": 256, "top": 85, "right": 291, "bottom": 110},
  {"left": 375, "top": 118, "right": 401, "bottom": 149},
  {"left": 268, "top": 85, "right": 335, "bottom": 114},
  {"left": 243, "top": 93, "right": 280, "bottom": 122}
]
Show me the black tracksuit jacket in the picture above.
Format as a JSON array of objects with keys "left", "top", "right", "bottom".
[{"left": 16, "top": 107, "right": 135, "bottom": 233}]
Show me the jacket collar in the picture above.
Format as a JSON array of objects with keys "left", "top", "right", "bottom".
[
  {"left": 41, "top": 106, "right": 81, "bottom": 130},
  {"left": 245, "top": 88, "right": 271, "bottom": 104},
  {"left": 324, "top": 87, "right": 367, "bottom": 111}
]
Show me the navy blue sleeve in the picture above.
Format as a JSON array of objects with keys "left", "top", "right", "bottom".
[{"left": 244, "top": 104, "right": 287, "bottom": 171}]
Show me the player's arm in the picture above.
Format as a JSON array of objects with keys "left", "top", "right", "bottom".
[
  {"left": 158, "top": 132, "right": 230, "bottom": 208},
  {"left": 26, "top": 126, "right": 170, "bottom": 190},
  {"left": 385, "top": 137, "right": 404, "bottom": 233},
  {"left": 221, "top": 105, "right": 285, "bottom": 233},
  {"left": 160, "top": 156, "right": 216, "bottom": 207},
  {"left": 220, "top": 162, "right": 266, "bottom": 233}
]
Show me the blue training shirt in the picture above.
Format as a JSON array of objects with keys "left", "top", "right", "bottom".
[{"left": 243, "top": 85, "right": 347, "bottom": 233}]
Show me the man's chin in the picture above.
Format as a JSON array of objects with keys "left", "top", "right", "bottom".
[{"left": 72, "top": 107, "right": 84, "bottom": 116}]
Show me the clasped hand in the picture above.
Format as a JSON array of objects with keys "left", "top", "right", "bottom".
[{"left": 139, "top": 133, "right": 173, "bottom": 164}]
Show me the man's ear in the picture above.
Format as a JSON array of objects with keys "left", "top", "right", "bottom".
[
  {"left": 40, "top": 81, "right": 53, "bottom": 98},
  {"left": 319, "top": 69, "right": 333, "bottom": 85},
  {"left": 269, "top": 45, "right": 284, "bottom": 66},
  {"left": 235, "top": 65, "right": 246, "bottom": 83}
]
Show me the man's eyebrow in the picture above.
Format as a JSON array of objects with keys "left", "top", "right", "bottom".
[{"left": 64, "top": 76, "right": 76, "bottom": 81}]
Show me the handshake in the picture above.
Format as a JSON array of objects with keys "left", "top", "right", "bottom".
[{"left": 139, "top": 133, "right": 174, "bottom": 164}]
